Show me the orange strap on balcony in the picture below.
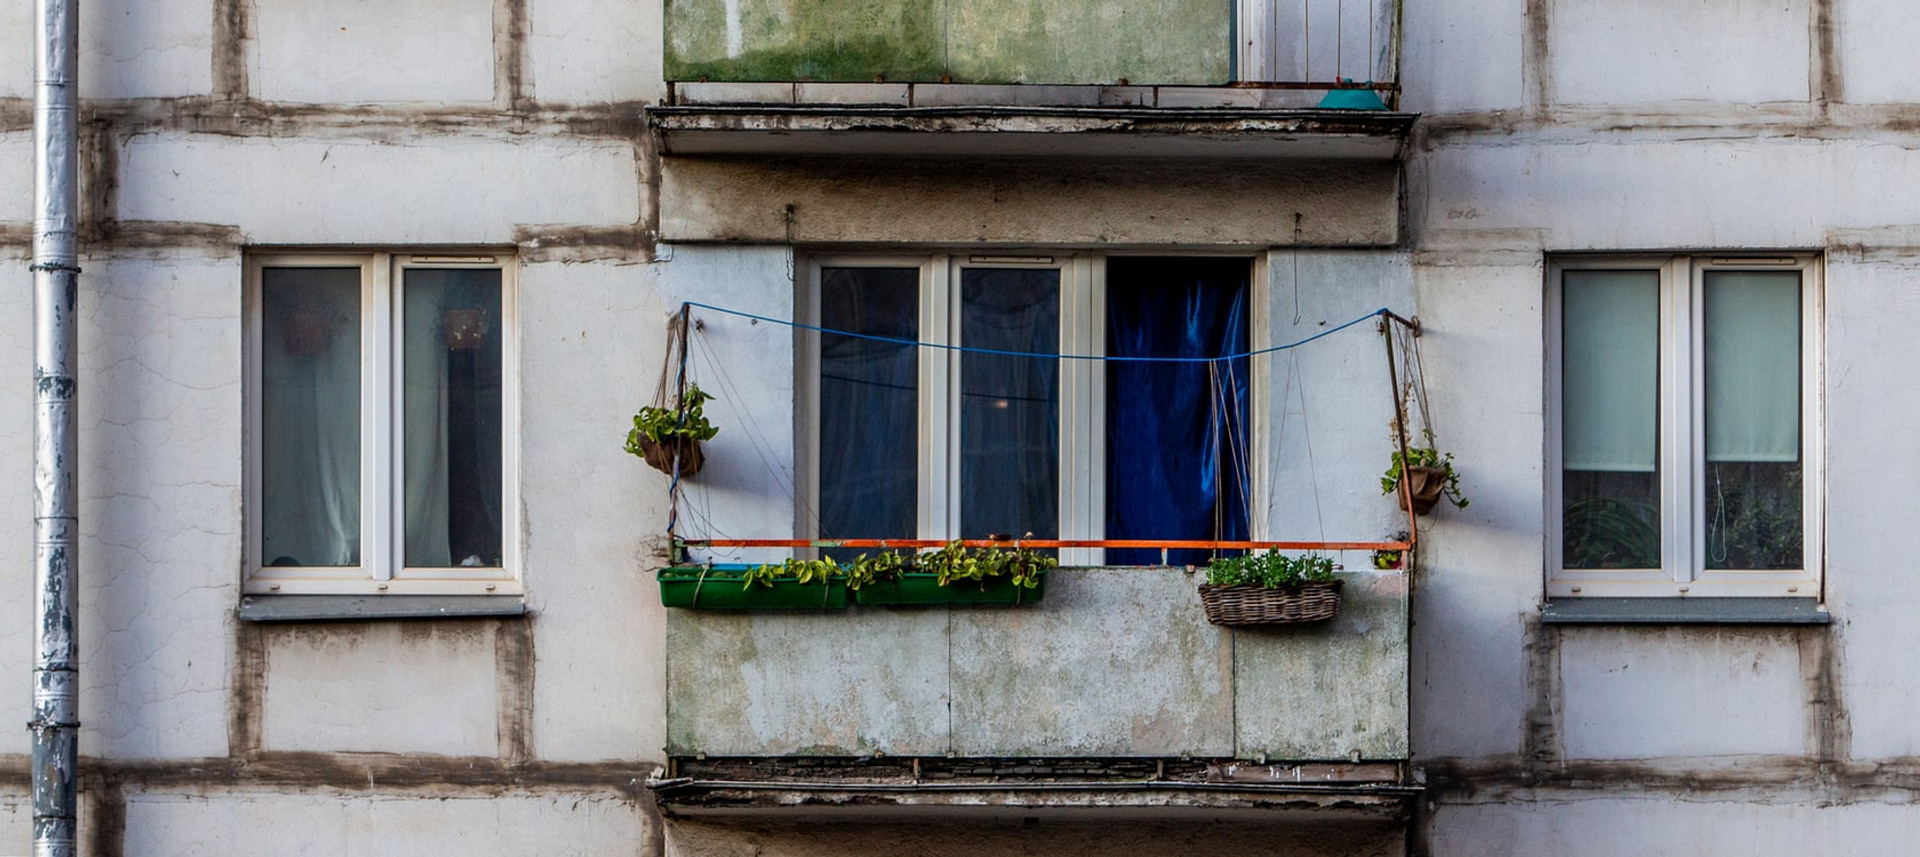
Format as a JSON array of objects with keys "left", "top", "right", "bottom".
[{"left": 679, "top": 538, "right": 1412, "bottom": 552}]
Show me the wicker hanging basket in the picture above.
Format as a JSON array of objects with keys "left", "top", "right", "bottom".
[
  {"left": 1197, "top": 580, "right": 1343, "bottom": 625},
  {"left": 638, "top": 436, "right": 705, "bottom": 478}
]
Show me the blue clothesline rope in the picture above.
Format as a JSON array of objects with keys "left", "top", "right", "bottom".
[{"left": 682, "top": 301, "right": 1395, "bottom": 363}]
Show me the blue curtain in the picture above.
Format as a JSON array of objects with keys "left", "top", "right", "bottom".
[{"left": 1106, "top": 258, "right": 1251, "bottom": 566}]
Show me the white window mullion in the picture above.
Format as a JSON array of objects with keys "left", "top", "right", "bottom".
[
  {"left": 921, "top": 257, "right": 954, "bottom": 541},
  {"left": 1676, "top": 257, "right": 1702, "bottom": 585},
  {"left": 1058, "top": 257, "right": 1102, "bottom": 567},
  {"left": 370, "top": 255, "right": 397, "bottom": 582},
  {"left": 1802, "top": 260, "right": 1824, "bottom": 591}
]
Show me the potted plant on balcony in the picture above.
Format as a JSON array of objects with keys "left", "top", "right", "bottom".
[
  {"left": 1196, "top": 549, "right": 1341, "bottom": 625},
  {"left": 656, "top": 557, "right": 851, "bottom": 610},
  {"left": 851, "top": 539, "right": 1054, "bottom": 607},
  {"left": 1380, "top": 446, "right": 1468, "bottom": 515},
  {"left": 626, "top": 383, "right": 718, "bottom": 478}
]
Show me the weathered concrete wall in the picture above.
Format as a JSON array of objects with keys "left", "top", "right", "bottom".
[
  {"left": 666, "top": 569, "right": 1408, "bottom": 760},
  {"left": 663, "top": 0, "right": 1229, "bottom": 85},
  {"left": 123, "top": 790, "right": 646, "bottom": 855},
  {"left": 1398, "top": 0, "right": 1920, "bottom": 854},
  {"left": 660, "top": 158, "right": 1401, "bottom": 247}
]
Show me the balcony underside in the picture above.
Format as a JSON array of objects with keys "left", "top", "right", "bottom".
[
  {"left": 648, "top": 106, "right": 1415, "bottom": 160},
  {"left": 652, "top": 757, "right": 1417, "bottom": 821}
]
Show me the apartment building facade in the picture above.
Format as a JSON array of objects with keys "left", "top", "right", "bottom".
[{"left": 1, "top": 0, "right": 1911, "bottom": 853}]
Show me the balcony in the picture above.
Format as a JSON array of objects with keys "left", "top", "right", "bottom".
[
  {"left": 655, "top": 566, "right": 1412, "bottom": 819},
  {"left": 653, "top": 0, "right": 1410, "bottom": 161}
]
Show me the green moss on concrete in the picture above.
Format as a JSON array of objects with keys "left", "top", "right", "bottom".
[
  {"left": 666, "top": 0, "right": 944, "bottom": 82},
  {"left": 664, "top": 0, "right": 1230, "bottom": 84}
]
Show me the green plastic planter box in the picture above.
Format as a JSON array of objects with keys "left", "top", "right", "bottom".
[
  {"left": 852, "top": 572, "right": 1048, "bottom": 607},
  {"left": 657, "top": 566, "right": 849, "bottom": 610}
]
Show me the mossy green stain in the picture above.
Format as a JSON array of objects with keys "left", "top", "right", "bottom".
[{"left": 665, "top": 0, "right": 1229, "bottom": 84}]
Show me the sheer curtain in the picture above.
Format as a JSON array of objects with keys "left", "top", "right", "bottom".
[
  {"left": 1104, "top": 257, "right": 1249, "bottom": 567},
  {"left": 260, "top": 268, "right": 362, "bottom": 568},
  {"left": 403, "top": 268, "right": 504, "bottom": 568},
  {"left": 1561, "top": 270, "right": 1659, "bottom": 473}
]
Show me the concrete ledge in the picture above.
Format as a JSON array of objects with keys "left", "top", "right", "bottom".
[
  {"left": 648, "top": 105, "right": 1416, "bottom": 160},
  {"left": 649, "top": 778, "right": 1419, "bottom": 821},
  {"left": 1541, "top": 598, "right": 1831, "bottom": 626},
  {"left": 238, "top": 595, "right": 527, "bottom": 623}
]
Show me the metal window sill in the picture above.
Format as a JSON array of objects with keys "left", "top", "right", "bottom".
[
  {"left": 238, "top": 594, "right": 527, "bottom": 623},
  {"left": 1542, "top": 597, "right": 1830, "bottom": 626}
]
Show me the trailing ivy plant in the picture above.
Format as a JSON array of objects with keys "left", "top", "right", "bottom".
[
  {"left": 1206, "top": 549, "right": 1336, "bottom": 588},
  {"left": 625, "top": 383, "right": 719, "bottom": 458},
  {"left": 739, "top": 556, "right": 843, "bottom": 590},
  {"left": 1379, "top": 446, "right": 1470, "bottom": 509},
  {"left": 918, "top": 540, "right": 1054, "bottom": 590},
  {"left": 734, "top": 541, "right": 1057, "bottom": 593}
]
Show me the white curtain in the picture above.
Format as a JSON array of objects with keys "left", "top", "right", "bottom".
[
  {"left": 260, "top": 269, "right": 362, "bottom": 567},
  {"left": 1562, "top": 270, "right": 1659, "bottom": 472},
  {"left": 403, "top": 277, "right": 454, "bottom": 568},
  {"left": 1705, "top": 271, "right": 1800, "bottom": 462}
]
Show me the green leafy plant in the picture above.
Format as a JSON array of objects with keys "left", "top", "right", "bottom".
[
  {"left": 739, "top": 556, "right": 843, "bottom": 590},
  {"left": 1205, "top": 549, "right": 1336, "bottom": 588},
  {"left": 842, "top": 550, "right": 912, "bottom": 591},
  {"left": 625, "top": 383, "right": 719, "bottom": 457},
  {"left": 1380, "top": 446, "right": 1469, "bottom": 510},
  {"left": 918, "top": 540, "right": 1054, "bottom": 590},
  {"left": 738, "top": 541, "right": 1057, "bottom": 594}
]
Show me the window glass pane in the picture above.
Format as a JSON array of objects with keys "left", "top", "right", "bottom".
[
  {"left": 1704, "top": 270, "right": 1802, "bottom": 570},
  {"left": 961, "top": 268, "right": 1059, "bottom": 541},
  {"left": 260, "top": 267, "right": 362, "bottom": 568},
  {"left": 1562, "top": 270, "right": 1660, "bottom": 569},
  {"left": 818, "top": 267, "right": 919, "bottom": 539},
  {"left": 1105, "top": 257, "right": 1250, "bottom": 567},
  {"left": 403, "top": 268, "right": 504, "bottom": 568}
]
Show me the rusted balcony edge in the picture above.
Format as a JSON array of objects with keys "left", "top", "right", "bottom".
[
  {"left": 648, "top": 780, "right": 1422, "bottom": 821},
  {"left": 649, "top": 104, "right": 1416, "bottom": 159}
]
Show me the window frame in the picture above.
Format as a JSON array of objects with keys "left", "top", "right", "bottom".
[
  {"left": 1546, "top": 253, "right": 1822, "bottom": 598},
  {"left": 244, "top": 251, "right": 523, "bottom": 596},
  {"left": 797, "top": 251, "right": 1265, "bottom": 567}
]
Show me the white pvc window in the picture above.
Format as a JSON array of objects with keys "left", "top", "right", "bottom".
[
  {"left": 1548, "top": 255, "right": 1821, "bottom": 598},
  {"left": 246, "top": 253, "right": 521, "bottom": 595},
  {"left": 798, "top": 253, "right": 1259, "bottom": 568}
]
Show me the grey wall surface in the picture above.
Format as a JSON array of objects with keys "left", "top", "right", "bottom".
[{"left": 667, "top": 569, "right": 1408, "bottom": 761}]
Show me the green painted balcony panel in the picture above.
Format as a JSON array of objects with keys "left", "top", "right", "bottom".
[{"left": 663, "top": 0, "right": 1231, "bottom": 85}]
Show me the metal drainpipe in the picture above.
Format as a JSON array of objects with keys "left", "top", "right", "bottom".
[{"left": 30, "top": 0, "right": 80, "bottom": 853}]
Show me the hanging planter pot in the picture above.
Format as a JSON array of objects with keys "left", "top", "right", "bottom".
[
  {"left": 637, "top": 436, "right": 705, "bottom": 478},
  {"left": 626, "top": 382, "right": 718, "bottom": 479},
  {"left": 1398, "top": 465, "right": 1449, "bottom": 515},
  {"left": 282, "top": 310, "right": 334, "bottom": 355},
  {"left": 1198, "top": 581, "right": 1343, "bottom": 625},
  {"left": 443, "top": 307, "right": 488, "bottom": 351}
]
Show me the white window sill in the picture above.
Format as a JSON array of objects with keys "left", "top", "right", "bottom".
[
  {"left": 1541, "top": 597, "right": 1830, "bottom": 625},
  {"left": 238, "top": 594, "right": 527, "bottom": 623}
]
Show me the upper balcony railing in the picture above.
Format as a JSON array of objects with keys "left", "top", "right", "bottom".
[{"left": 663, "top": 0, "right": 1401, "bottom": 108}]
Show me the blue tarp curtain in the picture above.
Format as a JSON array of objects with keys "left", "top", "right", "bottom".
[{"left": 1105, "top": 258, "right": 1251, "bottom": 566}]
